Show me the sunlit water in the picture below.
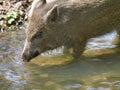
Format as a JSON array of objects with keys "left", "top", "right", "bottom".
[{"left": 0, "top": 30, "right": 120, "bottom": 90}]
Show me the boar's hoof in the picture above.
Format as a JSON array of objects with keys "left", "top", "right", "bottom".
[{"left": 22, "top": 51, "right": 39, "bottom": 62}]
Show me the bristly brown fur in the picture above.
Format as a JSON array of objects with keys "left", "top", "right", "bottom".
[{"left": 22, "top": 0, "right": 120, "bottom": 62}]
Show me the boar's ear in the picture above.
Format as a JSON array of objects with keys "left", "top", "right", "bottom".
[
  {"left": 32, "top": 0, "right": 46, "bottom": 8},
  {"left": 35, "top": 0, "right": 46, "bottom": 8},
  {"left": 40, "top": 0, "right": 46, "bottom": 5},
  {"left": 44, "top": 5, "right": 59, "bottom": 23}
]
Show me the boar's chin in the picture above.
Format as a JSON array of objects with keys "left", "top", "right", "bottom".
[{"left": 22, "top": 51, "right": 40, "bottom": 62}]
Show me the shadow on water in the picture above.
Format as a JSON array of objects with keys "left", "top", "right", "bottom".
[{"left": 0, "top": 30, "right": 120, "bottom": 90}]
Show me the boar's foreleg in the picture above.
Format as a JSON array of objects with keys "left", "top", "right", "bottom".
[{"left": 72, "top": 40, "right": 87, "bottom": 59}]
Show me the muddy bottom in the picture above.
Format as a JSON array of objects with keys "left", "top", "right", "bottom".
[{"left": 0, "top": 30, "right": 120, "bottom": 90}]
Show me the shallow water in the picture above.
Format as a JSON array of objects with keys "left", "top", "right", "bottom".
[{"left": 0, "top": 30, "right": 120, "bottom": 90}]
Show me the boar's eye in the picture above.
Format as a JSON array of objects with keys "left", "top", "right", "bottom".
[{"left": 31, "top": 31, "right": 43, "bottom": 41}]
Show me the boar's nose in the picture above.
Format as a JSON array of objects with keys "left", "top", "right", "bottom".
[
  {"left": 21, "top": 51, "right": 40, "bottom": 62},
  {"left": 21, "top": 53, "right": 29, "bottom": 62}
]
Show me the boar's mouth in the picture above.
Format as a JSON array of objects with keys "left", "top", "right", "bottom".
[{"left": 22, "top": 51, "right": 40, "bottom": 62}]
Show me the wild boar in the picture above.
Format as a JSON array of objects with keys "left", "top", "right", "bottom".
[{"left": 21, "top": 0, "right": 120, "bottom": 62}]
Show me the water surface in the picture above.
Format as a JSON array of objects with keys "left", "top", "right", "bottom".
[{"left": 0, "top": 30, "right": 120, "bottom": 90}]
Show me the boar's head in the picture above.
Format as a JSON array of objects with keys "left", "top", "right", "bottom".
[{"left": 22, "top": 0, "right": 59, "bottom": 62}]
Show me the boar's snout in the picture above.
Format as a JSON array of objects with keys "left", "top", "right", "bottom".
[{"left": 21, "top": 49, "right": 39, "bottom": 62}]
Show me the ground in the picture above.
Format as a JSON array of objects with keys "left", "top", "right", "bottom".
[{"left": 0, "top": 0, "right": 33, "bottom": 31}]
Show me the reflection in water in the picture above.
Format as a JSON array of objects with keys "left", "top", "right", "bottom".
[
  {"left": 87, "top": 30, "right": 117, "bottom": 50},
  {"left": 0, "top": 30, "right": 120, "bottom": 90},
  {"left": 63, "top": 83, "right": 82, "bottom": 89},
  {"left": 87, "top": 87, "right": 110, "bottom": 90},
  {"left": 0, "top": 31, "right": 27, "bottom": 89}
]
